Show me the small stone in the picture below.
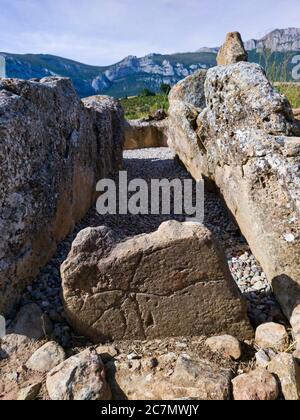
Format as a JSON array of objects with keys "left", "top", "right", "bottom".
[
  {"left": 283, "top": 233, "right": 295, "bottom": 243},
  {"left": 268, "top": 353, "right": 300, "bottom": 400},
  {"left": 0, "top": 334, "right": 33, "bottom": 357},
  {"left": 255, "top": 349, "right": 270, "bottom": 368},
  {"left": 205, "top": 335, "right": 242, "bottom": 360},
  {"left": 127, "top": 353, "right": 140, "bottom": 360},
  {"left": 255, "top": 323, "right": 289, "bottom": 352},
  {"left": 129, "top": 360, "right": 141, "bottom": 371},
  {"left": 46, "top": 348, "right": 111, "bottom": 400},
  {"left": 232, "top": 369, "right": 279, "bottom": 400},
  {"left": 18, "top": 383, "right": 42, "bottom": 401},
  {"left": 26, "top": 341, "right": 66, "bottom": 373}
]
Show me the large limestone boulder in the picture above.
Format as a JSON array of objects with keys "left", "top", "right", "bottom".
[
  {"left": 217, "top": 32, "right": 248, "bottom": 66},
  {"left": 0, "top": 78, "right": 124, "bottom": 314},
  {"left": 61, "top": 221, "right": 253, "bottom": 343},
  {"left": 168, "top": 62, "right": 300, "bottom": 340},
  {"left": 124, "top": 119, "right": 168, "bottom": 149},
  {"left": 168, "top": 70, "right": 207, "bottom": 181}
]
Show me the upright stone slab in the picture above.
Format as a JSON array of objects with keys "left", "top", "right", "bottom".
[
  {"left": 0, "top": 78, "right": 124, "bottom": 314},
  {"left": 61, "top": 221, "right": 253, "bottom": 343},
  {"left": 168, "top": 62, "right": 300, "bottom": 339},
  {"left": 217, "top": 32, "right": 248, "bottom": 66}
]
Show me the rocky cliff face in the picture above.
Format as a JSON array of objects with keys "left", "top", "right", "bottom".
[
  {"left": 245, "top": 28, "right": 300, "bottom": 52},
  {"left": 1, "top": 52, "right": 214, "bottom": 98},
  {"left": 0, "top": 77, "right": 124, "bottom": 314}
]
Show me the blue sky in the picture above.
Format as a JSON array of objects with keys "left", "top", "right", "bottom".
[{"left": 0, "top": 0, "right": 299, "bottom": 65}]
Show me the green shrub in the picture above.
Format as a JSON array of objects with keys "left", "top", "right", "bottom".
[
  {"left": 139, "top": 88, "right": 156, "bottom": 97},
  {"left": 160, "top": 83, "right": 171, "bottom": 94},
  {"left": 120, "top": 94, "right": 169, "bottom": 120}
]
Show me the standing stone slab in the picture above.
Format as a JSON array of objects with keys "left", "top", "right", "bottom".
[
  {"left": 62, "top": 221, "right": 252, "bottom": 343},
  {"left": 168, "top": 62, "right": 300, "bottom": 340},
  {"left": 217, "top": 32, "right": 248, "bottom": 66},
  {"left": 124, "top": 119, "right": 168, "bottom": 150},
  {"left": 0, "top": 78, "right": 124, "bottom": 314}
]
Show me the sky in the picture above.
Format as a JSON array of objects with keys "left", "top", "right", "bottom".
[{"left": 0, "top": 0, "right": 299, "bottom": 66}]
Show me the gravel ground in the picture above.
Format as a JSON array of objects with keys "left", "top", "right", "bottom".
[{"left": 14, "top": 147, "right": 285, "bottom": 347}]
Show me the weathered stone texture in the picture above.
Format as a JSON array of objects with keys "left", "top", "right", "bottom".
[
  {"left": 61, "top": 220, "right": 252, "bottom": 343},
  {"left": 168, "top": 62, "right": 300, "bottom": 338},
  {"left": 217, "top": 32, "right": 248, "bottom": 66},
  {"left": 46, "top": 348, "right": 111, "bottom": 400},
  {"left": 107, "top": 355, "right": 232, "bottom": 400},
  {"left": 168, "top": 70, "right": 207, "bottom": 181},
  {"left": 0, "top": 78, "right": 124, "bottom": 314},
  {"left": 124, "top": 119, "right": 168, "bottom": 149}
]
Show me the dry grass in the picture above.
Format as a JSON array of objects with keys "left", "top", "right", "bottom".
[{"left": 274, "top": 82, "right": 300, "bottom": 109}]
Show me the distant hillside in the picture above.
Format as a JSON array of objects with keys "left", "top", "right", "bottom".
[
  {"left": 0, "top": 51, "right": 217, "bottom": 98},
  {"left": 1, "top": 28, "right": 300, "bottom": 98},
  {"left": 245, "top": 28, "right": 300, "bottom": 52}
]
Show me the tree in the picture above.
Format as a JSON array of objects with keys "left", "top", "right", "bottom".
[
  {"left": 160, "top": 83, "right": 171, "bottom": 95},
  {"left": 139, "top": 88, "right": 156, "bottom": 97}
]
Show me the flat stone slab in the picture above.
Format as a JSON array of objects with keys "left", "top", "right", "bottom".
[{"left": 61, "top": 221, "right": 253, "bottom": 343}]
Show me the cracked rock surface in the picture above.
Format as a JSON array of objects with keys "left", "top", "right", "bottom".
[{"left": 61, "top": 220, "right": 253, "bottom": 342}]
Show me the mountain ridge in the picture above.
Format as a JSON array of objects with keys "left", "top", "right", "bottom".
[{"left": 1, "top": 28, "right": 300, "bottom": 98}]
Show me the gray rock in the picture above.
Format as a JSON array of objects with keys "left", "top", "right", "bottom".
[
  {"left": 0, "top": 333, "right": 32, "bottom": 357},
  {"left": 268, "top": 353, "right": 300, "bottom": 400},
  {"left": 205, "top": 335, "right": 242, "bottom": 360},
  {"left": 255, "top": 323, "right": 289, "bottom": 352},
  {"left": 255, "top": 349, "right": 271, "bottom": 368},
  {"left": 46, "top": 348, "right": 111, "bottom": 400},
  {"left": 0, "top": 78, "right": 124, "bottom": 315},
  {"left": 171, "top": 356, "right": 232, "bottom": 400},
  {"left": 168, "top": 69, "right": 207, "bottom": 109}
]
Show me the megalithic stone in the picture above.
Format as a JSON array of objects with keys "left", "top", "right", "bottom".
[{"left": 61, "top": 221, "right": 253, "bottom": 343}]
